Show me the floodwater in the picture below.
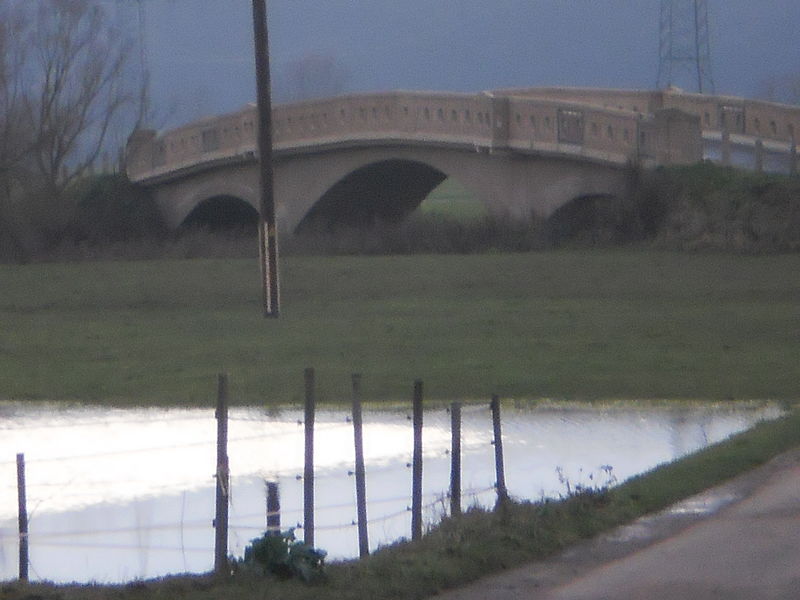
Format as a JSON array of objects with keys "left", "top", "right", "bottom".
[{"left": 0, "top": 400, "right": 783, "bottom": 584}]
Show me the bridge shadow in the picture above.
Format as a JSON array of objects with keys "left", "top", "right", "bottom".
[
  {"left": 546, "top": 193, "right": 632, "bottom": 246},
  {"left": 180, "top": 195, "right": 259, "bottom": 235},
  {"left": 176, "top": 180, "right": 636, "bottom": 252},
  {"left": 295, "top": 159, "right": 447, "bottom": 233}
]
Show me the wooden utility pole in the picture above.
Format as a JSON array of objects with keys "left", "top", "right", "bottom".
[{"left": 252, "top": 0, "right": 280, "bottom": 317}]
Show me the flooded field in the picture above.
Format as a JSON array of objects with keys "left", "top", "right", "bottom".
[{"left": 0, "top": 400, "right": 783, "bottom": 583}]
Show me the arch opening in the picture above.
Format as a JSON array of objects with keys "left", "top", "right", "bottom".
[
  {"left": 546, "top": 193, "right": 628, "bottom": 245},
  {"left": 295, "top": 159, "right": 447, "bottom": 233},
  {"left": 180, "top": 195, "right": 259, "bottom": 234},
  {"left": 413, "top": 177, "right": 487, "bottom": 222}
]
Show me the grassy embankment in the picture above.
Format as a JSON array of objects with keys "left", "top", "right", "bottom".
[
  {"left": 1, "top": 250, "right": 798, "bottom": 405},
  {"left": 5, "top": 408, "right": 800, "bottom": 600}
]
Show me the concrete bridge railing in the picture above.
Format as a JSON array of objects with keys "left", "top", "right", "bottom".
[
  {"left": 126, "top": 90, "right": 670, "bottom": 186},
  {"left": 128, "top": 87, "right": 800, "bottom": 187},
  {"left": 497, "top": 86, "right": 800, "bottom": 144}
]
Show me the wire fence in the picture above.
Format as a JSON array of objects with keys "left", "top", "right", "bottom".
[
  {"left": 1, "top": 383, "right": 509, "bottom": 584},
  {"left": 4, "top": 381, "right": 766, "bottom": 584}
]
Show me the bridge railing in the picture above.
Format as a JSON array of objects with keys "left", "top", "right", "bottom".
[
  {"left": 504, "top": 96, "right": 642, "bottom": 164},
  {"left": 126, "top": 88, "right": 800, "bottom": 185},
  {"left": 662, "top": 92, "right": 799, "bottom": 145},
  {"left": 499, "top": 87, "right": 800, "bottom": 148},
  {"left": 127, "top": 91, "right": 649, "bottom": 184},
  {"left": 125, "top": 105, "right": 259, "bottom": 179},
  {"left": 127, "top": 92, "right": 504, "bottom": 182},
  {"left": 271, "top": 91, "right": 496, "bottom": 147}
]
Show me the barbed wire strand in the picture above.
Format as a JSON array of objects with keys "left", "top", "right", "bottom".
[
  {"left": 0, "top": 413, "right": 212, "bottom": 432},
  {"left": 10, "top": 484, "right": 500, "bottom": 559},
  {"left": 30, "top": 540, "right": 209, "bottom": 553},
  {"left": 0, "top": 419, "right": 490, "bottom": 467}
]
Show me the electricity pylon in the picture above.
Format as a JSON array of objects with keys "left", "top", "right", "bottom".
[{"left": 657, "top": 0, "right": 715, "bottom": 93}]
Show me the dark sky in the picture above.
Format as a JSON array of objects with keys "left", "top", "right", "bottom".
[{"left": 120, "top": 0, "right": 800, "bottom": 127}]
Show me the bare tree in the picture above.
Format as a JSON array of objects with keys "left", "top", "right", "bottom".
[
  {"left": 23, "top": 0, "right": 135, "bottom": 195},
  {"left": 0, "top": 5, "right": 37, "bottom": 258},
  {"left": 278, "top": 53, "right": 350, "bottom": 103},
  {"left": 0, "top": 0, "right": 139, "bottom": 258},
  {"left": 0, "top": 6, "right": 33, "bottom": 180}
]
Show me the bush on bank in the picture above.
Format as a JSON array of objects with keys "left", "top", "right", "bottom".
[{"left": 633, "top": 162, "right": 800, "bottom": 252}]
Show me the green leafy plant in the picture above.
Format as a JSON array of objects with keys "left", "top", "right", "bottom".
[
  {"left": 238, "top": 529, "right": 326, "bottom": 582},
  {"left": 555, "top": 465, "right": 618, "bottom": 509}
]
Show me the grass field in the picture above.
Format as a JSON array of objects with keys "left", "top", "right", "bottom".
[
  {"left": 1, "top": 250, "right": 798, "bottom": 406},
  {"left": 416, "top": 178, "right": 486, "bottom": 220}
]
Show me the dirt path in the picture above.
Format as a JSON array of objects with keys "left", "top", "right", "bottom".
[{"left": 432, "top": 448, "right": 800, "bottom": 600}]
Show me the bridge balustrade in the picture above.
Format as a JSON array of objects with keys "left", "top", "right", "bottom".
[
  {"left": 127, "top": 88, "right": 800, "bottom": 185},
  {"left": 659, "top": 93, "right": 799, "bottom": 146},
  {"left": 504, "top": 96, "right": 641, "bottom": 164}
]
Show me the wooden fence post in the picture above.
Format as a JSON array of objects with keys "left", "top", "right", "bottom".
[
  {"left": 214, "top": 374, "right": 230, "bottom": 577},
  {"left": 450, "top": 402, "right": 462, "bottom": 517},
  {"left": 304, "top": 367, "right": 316, "bottom": 548},
  {"left": 490, "top": 395, "right": 509, "bottom": 506},
  {"left": 411, "top": 380, "right": 424, "bottom": 541},
  {"left": 351, "top": 373, "right": 369, "bottom": 557},
  {"left": 266, "top": 481, "right": 280, "bottom": 536},
  {"left": 17, "top": 453, "right": 28, "bottom": 582}
]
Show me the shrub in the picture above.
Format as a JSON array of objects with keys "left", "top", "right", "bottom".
[
  {"left": 71, "top": 173, "right": 167, "bottom": 244},
  {"left": 236, "top": 529, "right": 326, "bottom": 583}
]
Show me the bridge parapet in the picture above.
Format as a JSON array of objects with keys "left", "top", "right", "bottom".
[
  {"left": 502, "top": 87, "right": 800, "bottom": 148},
  {"left": 127, "top": 89, "right": 691, "bottom": 185},
  {"left": 127, "top": 87, "right": 800, "bottom": 186},
  {"left": 661, "top": 91, "right": 799, "bottom": 144},
  {"left": 271, "top": 91, "right": 495, "bottom": 147},
  {"left": 505, "top": 95, "right": 644, "bottom": 164}
]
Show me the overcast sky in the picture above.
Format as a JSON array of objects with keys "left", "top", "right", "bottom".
[{"left": 120, "top": 0, "right": 800, "bottom": 127}]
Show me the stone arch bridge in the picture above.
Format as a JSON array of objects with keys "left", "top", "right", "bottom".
[{"left": 126, "top": 87, "right": 799, "bottom": 233}]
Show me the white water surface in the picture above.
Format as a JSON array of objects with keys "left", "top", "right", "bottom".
[{"left": 0, "top": 400, "right": 783, "bottom": 583}]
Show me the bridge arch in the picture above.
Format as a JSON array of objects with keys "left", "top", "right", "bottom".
[
  {"left": 295, "top": 159, "right": 447, "bottom": 233},
  {"left": 546, "top": 193, "right": 628, "bottom": 245},
  {"left": 151, "top": 165, "right": 261, "bottom": 230},
  {"left": 150, "top": 145, "right": 630, "bottom": 233},
  {"left": 274, "top": 146, "right": 629, "bottom": 234},
  {"left": 274, "top": 146, "right": 509, "bottom": 234},
  {"left": 181, "top": 195, "right": 260, "bottom": 232}
]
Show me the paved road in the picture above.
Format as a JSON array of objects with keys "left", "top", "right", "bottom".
[{"left": 433, "top": 449, "right": 800, "bottom": 600}]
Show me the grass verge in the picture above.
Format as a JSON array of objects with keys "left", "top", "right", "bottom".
[
  {"left": 4, "top": 408, "right": 799, "bottom": 600},
  {"left": 1, "top": 250, "right": 799, "bottom": 405}
]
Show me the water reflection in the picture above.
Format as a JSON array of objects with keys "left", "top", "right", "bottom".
[{"left": 0, "top": 400, "right": 782, "bottom": 583}]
